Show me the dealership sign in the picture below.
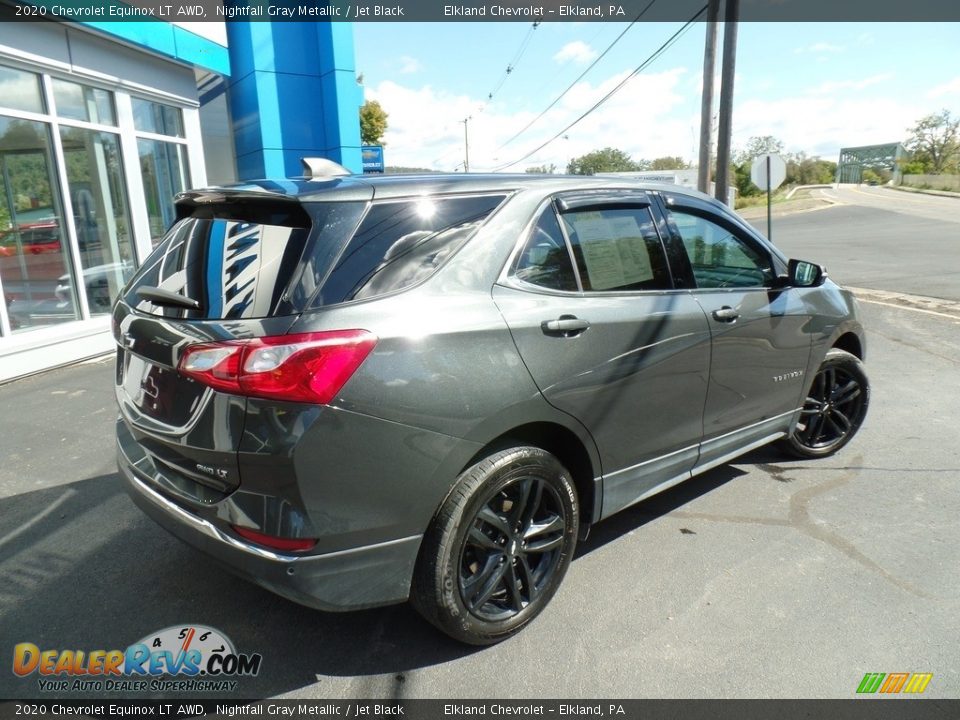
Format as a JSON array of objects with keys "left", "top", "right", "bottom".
[{"left": 362, "top": 145, "right": 384, "bottom": 173}]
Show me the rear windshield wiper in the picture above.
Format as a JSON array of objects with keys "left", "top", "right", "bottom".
[{"left": 135, "top": 286, "right": 202, "bottom": 311}]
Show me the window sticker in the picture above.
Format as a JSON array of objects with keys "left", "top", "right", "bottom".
[{"left": 568, "top": 212, "right": 655, "bottom": 290}]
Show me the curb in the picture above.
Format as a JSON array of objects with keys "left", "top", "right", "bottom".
[
  {"left": 886, "top": 185, "right": 960, "bottom": 200},
  {"left": 737, "top": 196, "right": 837, "bottom": 221},
  {"left": 849, "top": 287, "right": 960, "bottom": 319}
]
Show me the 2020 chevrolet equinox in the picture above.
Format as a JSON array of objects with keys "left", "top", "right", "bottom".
[{"left": 114, "top": 169, "right": 868, "bottom": 644}]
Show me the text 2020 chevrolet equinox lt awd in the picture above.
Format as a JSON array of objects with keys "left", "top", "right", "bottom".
[{"left": 114, "top": 167, "right": 868, "bottom": 644}]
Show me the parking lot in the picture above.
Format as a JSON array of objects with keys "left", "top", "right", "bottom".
[{"left": 1, "top": 186, "right": 958, "bottom": 700}]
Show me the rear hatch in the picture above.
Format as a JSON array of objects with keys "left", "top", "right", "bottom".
[{"left": 114, "top": 190, "right": 367, "bottom": 503}]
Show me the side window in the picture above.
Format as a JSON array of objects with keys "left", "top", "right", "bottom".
[
  {"left": 315, "top": 194, "right": 506, "bottom": 306},
  {"left": 514, "top": 208, "right": 578, "bottom": 292},
  {"left": 668, "top": 209, "right": 774, "bottom": 289},
  {"left": 560, "top": 206, "right": 671, "bottom": 292}
]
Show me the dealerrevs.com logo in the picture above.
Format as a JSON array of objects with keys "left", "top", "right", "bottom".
[{"left": 13, "top": 625, "right": 262, "bottom": 693}]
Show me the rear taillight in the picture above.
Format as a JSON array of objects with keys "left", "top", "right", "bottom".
[
  {"left": 232, "top": 525, "right": 317, "bottom": 552},
  {"left": 178, "top": 330, "right": 376, "bottom": 404}
]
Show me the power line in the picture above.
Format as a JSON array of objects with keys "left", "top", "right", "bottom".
[
  {"left": 490, "top": 8, "right": 708, "bottom": 173},
  {"left": 429, "top": 22, "right": 541, "bottom": 169},
  {"left": 478, "top": 21, "right": 540, "bottom": 113},
  {"left": 494, "top": 0, "right": 658, "bottom": 153}
]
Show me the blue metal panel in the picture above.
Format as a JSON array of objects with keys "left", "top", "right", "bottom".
[
  {"left": 172, "top": 26, "right": 229, "bottom": 75},
  {"left": 226, "top": 21, "right": 361, "bottom": 179},
  {"left": 76, "top": 20, "right": 228, "bottom": 75},
  {"left": 81, "top": 20, "right": 177, "bottom": 57},
  {"left": 235, "top": 149, "right": 267, "bottom": 182}
]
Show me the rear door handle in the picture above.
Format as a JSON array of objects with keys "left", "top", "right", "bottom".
[
  {"left": 712, "top": 306, "right": 740, "bottom": 322},
  {"left": 541, "top": 315, "right": 590, "bottom": 337}
]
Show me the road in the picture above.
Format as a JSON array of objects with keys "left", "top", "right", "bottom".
[
  {"left": 746, "top": 185, "right": 960, "bottom": 302},
  {"left": 1, "top": 186, "right": 958, "bottom": 701}
]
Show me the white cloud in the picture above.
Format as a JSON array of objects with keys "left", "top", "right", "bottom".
[
  {"left": 366, "top": 68, "right": 692, "bottom": 172},
  {"left": 552, "top": 41, "right": 598, "bottom": 65},
  {"left": 365, "top": 64, "right": 938, "bottom": 174},
  {"left": 793, "top": 42, "right": 845, "bottom": 55},
  {"left": 807, "top": 73, "right": 894, "bottom": 95},
  {"left": 398, "top": 56, "right": 422, "bottom": 74},
  {"left": 927, "top": 77, "right": 960, "bottom": 99},
  {"left": 730, "top": 95, "right": 917, "bottom": 160}
]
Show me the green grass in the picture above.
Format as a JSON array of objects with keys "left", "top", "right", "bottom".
[{"left": 734, "top": 189, "right": 800, "bottom": 210}]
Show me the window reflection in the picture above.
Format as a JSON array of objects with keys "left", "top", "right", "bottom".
[
  {"left": 60, "top": 126, "right": 135, "bottom": 313},
  {"left": 138, "top": 138, "right": 189, "bottom": 247},
  {"left": 52, "top": 79, "right": 116, "bottom": 126},
  {"left": 0, "top": 116, "right": 79, "bottom": 331},
  {"left": 0, "top": 67, "right": 44, "bottom": 114},
  {"left": 132, "top": 98, "right": 184, "bottom": 137}
]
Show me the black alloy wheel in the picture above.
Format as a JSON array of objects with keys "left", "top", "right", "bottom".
[
  {"left": 411, "top": 446, "right": 578, "bottom": 645},
  {"left": 783, "top": 348, "right": 869, "bottom": 458},
  {"left": 459, "top": 475, "right": 566, "bottom": 621}
]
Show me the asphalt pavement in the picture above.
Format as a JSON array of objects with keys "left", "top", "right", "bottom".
[{"left": 746, "top": 185, "right": 960, "bottom": 302}]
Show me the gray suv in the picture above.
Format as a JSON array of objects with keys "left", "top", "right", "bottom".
[{"left": 113, "top": 172, "right": 868, "bottom": 644}]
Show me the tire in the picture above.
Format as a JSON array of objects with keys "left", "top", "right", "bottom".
[
  {"left": 411, "top": 446, "right": 579, "bottom": 645},
  {"left": 781, "top": 348, "right": 869, "bottom": 459}
]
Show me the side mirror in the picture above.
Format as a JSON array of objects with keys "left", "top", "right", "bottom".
[{"left": 788, "top": 259, "right": 826, "bottom": 288}]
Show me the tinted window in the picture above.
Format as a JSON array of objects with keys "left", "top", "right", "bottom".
[
  {"left": 314, "top": 194, "right": 506, "bottom": 306},
  {"left": 668, "top": 209, "right": 773, "bottom": 288},
  {"left": 124, "top": 201, "right": 366, "bottom": 320},
  {"left": 514, "top": 209, "right": 577, "bottom": 292},
  {"left": 560, "top": 206, "right": 671, "bottom": 292}
]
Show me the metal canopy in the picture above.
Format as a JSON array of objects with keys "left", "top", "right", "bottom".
[{"left": 837, "top": 143, "right": 908, "bottom": 183}]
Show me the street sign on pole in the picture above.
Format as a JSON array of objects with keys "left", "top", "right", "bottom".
[
  {"left": 751, "top": 153, "right": 786, "bottom": 240},
  {"left": 751, "top": 153, "right": 786, "bottom": 190}
]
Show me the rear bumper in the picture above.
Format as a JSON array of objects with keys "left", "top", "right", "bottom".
[{"left": 118, "top": 436, "right": 422, "bottom": 612}]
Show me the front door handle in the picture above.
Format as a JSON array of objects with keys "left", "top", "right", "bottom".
[
  {"left": 541, "top": 315, "right": 590, "bottom": 337},
  {"left": 712, "top": 306, "right": 740, "bottom": 322}
]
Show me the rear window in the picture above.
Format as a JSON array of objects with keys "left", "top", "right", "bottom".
[
  {"left": 124, "top": 201, "right": 364, "bottom": 320},
  {"left": 311, "top": 193, "right": 507, "bottom": 307}
]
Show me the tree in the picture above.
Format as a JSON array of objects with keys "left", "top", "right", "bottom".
[
  {"left": 525, "top": 164, "right": 557, "bottom": 174},
  {"left": 566, "top": 147, "right": 641, "bottom": 175},
  {"left": 733, "top": 161, "right": 760, "bottom": 198},
  {"left": 785, "top": 152, "right": 836, "bottom": 186},
  {"left": 359, "top": 100, "right": 388, "bottom": 145},
  {"left": 906, "top": 109, "right": 959, "bottom": 174},
  {"left": 733, "top": 135, "right": 785, "bottom": 165},
  {"left": 649, "top": 156, "right": 689, "bottom": 171}
]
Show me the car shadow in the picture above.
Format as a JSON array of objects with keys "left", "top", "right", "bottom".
[
  {"left": 0, "top": 473, "right": 471, "bottom": 700},
  {"left": 575, "top": 457, "right": 753, "bottom": 558},
  {"left": 0, "top": 451, "right": 784, "bottom": 699}
]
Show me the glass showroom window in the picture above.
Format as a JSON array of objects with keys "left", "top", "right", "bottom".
[
  {"left": 0, "top": 70, "right": 81, "bottom": 332},
  {"left": 51, "top": 78, "right": 136, "bottom": 315},
  {"left": 133, "top": 98, "right": 189, "bottom": 246},
  {"left": 58, "top": 127, "right": 134, "bottom": 314},
  {"left": 52, "top": 77, "right": 116, "bottom": 126}
]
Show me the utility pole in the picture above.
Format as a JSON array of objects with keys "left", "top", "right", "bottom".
[
  {"left": 714, "top": 0, "right": 739, "bottom": 206},
  {"left": 460, "top": 117, "right": 470, "bottom": 173},
  {"left": 697, "top": 0, "right": 720, "bottom": 194}
]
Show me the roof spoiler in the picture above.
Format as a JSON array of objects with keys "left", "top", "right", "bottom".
[{"left": 301, "top": 157, "right": 352, "bottom": 179}]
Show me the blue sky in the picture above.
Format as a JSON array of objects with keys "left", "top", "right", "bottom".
[{"left": 353, "top": 22, "right": 960, "bottom": 171}]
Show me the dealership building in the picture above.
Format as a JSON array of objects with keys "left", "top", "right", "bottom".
[{"left": 0, "top": 9, "right": 362, "bottom": 381}]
